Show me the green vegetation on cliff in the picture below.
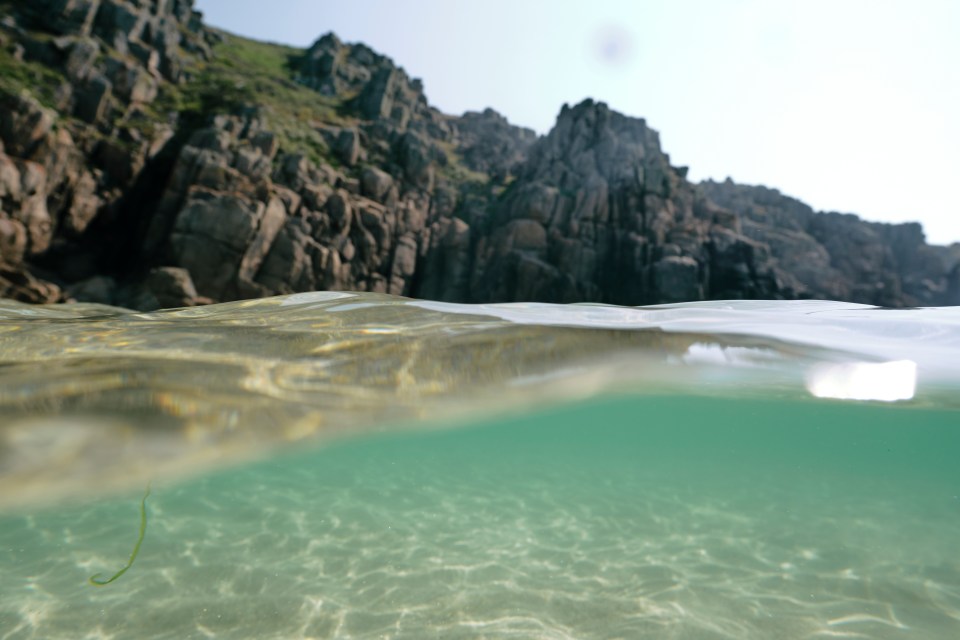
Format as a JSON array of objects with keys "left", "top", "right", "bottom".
[
  {"left": 156, "top": 31, "right": 351, "bottom": 166},
  {"left": 0, "top": 40, "right": 63, "bottom": 109}
]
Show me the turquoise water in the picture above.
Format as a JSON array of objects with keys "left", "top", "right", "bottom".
[
  {"left": 3, "top": 396, "right": 960, "bottom": 639},
  {"left": 1, "top": 294, "right": 959, "bottom": 638}
]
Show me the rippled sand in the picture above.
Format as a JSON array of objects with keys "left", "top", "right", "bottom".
[{"left": 2, "top": 395, "right": 958, "bottom": 639}]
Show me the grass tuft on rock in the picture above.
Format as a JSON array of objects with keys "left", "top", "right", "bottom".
[
  {"left": 157, "top": 31, "right": 355, "bottom": 167},
  {"left": 0, "top": 42, "right": 63, "bottom": 109}
]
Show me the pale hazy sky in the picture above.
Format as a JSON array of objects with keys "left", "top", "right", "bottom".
[{"left": 194, "top": 0, "right": 960, "bottom": 245}]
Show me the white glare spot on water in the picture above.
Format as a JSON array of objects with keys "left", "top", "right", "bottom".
[
  {"left": 676, "top": 343, "right": 783, "bottom": 367},
  {"left": 805, "top": 360, "right": 917, "bottom": 402}
]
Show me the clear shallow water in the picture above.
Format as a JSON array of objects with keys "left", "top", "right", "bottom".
[
  {"left": 3, "top": 396, "right": 960, "bottom": 639},
  {"left": 1, "top": 294, "right": 959, "bottom": 638}
]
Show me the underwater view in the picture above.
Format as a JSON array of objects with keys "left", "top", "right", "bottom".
[{"left": 1, "top": 292, "right": 959, "bottom": 639}]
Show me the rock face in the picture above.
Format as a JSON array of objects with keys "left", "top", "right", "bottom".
[
  {"left": 0, "top": 5, "right": 957, "bottom": 309},
  {"left": 700, "top": 180, "right": 960, "bottom": 307},
  {"left": 20, "top": 0, "right": 209, "bottom": 82},
  {"left": 454, "top": 108, "right": 537, "bottom": 180},
  {"left": 0, "top": 0, "right": 214, "bottom": 306},
  {"left": 464, "top": 101, "right": 786, "bottom": 304}
]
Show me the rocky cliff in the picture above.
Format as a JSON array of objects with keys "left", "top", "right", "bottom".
[
  {"left": 700, "top": 180, "right": 960, "bottom": 307},
  {"left": 0, "top": 2, "right": 956, "bottom": 309}
]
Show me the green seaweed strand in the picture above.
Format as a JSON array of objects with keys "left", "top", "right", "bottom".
[{"left": 88, "top": 483, "right": 151, "bottom": 587}]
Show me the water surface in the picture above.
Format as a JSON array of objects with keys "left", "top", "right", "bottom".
[{"left": 1, "top": 294, "right": 958, "bottom": 638}]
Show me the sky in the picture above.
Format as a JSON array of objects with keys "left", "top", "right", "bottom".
[{"left": 194, "top": 0, "right": 960, "bottom": 245}]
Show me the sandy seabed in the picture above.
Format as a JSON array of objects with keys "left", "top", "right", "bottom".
[{"left": 2, "top": 395, "right": 959, "bottom": 639}]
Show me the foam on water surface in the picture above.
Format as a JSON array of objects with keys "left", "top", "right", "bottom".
[{"left": 0, "top": 294, "right": 959, "bottom": 638}]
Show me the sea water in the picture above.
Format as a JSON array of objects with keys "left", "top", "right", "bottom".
[{"left": 0, "top": 293, "right": 958, "bottom": 639}]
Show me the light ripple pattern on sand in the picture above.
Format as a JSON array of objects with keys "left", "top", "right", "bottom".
[{"left": 1, "top": 395, "right": 958, "bottom": 639}]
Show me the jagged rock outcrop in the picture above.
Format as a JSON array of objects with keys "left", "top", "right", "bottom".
[
  {"left": 464, "top": 101, "right": 787, "bottom": 304},
  {"left": 453, "top": 108, "right": 537, "bottom": 180},
  {"left": 701, "top": 179, "right": 960, "bottom": 306},
  {"left": 0, "top": 0, "right": 215, "bottom": 306},
  {"left": 297, "top": 32, "right": 453, "bottom": 143},
  {"left": 132, "top": 99, "right": 457, "bottom": 302},
  {"left": 0, "top": 4, "right": 956, "bottom": 309},
  {"left": 19, "top": 0, "right": 209, "bottom": 82}
]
